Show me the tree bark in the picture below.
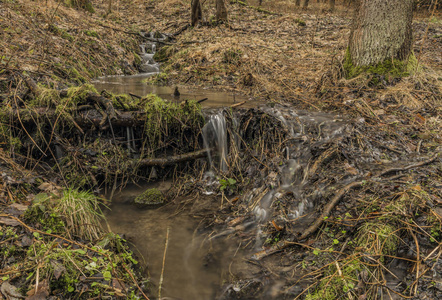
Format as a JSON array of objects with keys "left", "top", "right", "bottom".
[
  {"left": 216, "top": 0, "right": 228, "bottom": 22},
  {"left": 348, "top": 0, "right": 414, "bottom": 68},
  {"left": 295, "top": 0, "right": 301, "bottom": 6},
  {"left": 303, "top": 0, "right": 310, "bottom": 8},
  {"left": 329, "top": 0, "right": 335, "bottom": 11},
  {"left": 191, "top": 0, "right": 202, "bottom": 26}
]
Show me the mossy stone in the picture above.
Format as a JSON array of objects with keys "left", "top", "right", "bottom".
[{"left": 134, "top": 188, "right": 165, "bottom": 207}]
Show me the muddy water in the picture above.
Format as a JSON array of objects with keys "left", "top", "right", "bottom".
[
  {"left": 105, "top": 183, "right": 245, "bottom": 300},
  {"left": 93, "top": 75, "right": 254, "bottom": 108}
]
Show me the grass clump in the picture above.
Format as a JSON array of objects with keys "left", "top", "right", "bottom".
[
  {"left": 26, "top": 188, "right": 104, "bottom": 241},
  {"left": 141, "top": 94, "right": 204, "bottom": 150},
  {"left": 222, "top": 48, "right": 243, "bottom": 65},
  {"left": 56, "top": 188, "right": 105, "bottom": 241}
]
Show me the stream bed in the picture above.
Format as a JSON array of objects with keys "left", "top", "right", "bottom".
[{"left": 105, "top": 182, "right": 249, "bottom": 300}]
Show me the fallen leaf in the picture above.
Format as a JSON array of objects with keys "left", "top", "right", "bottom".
[
  {"left": 0, "top": 217, "right": 20, "bottom": 227},
  {"left": 1, "top": 281, "right": 24, "bottom": 299},
  {"left": 25, "top": 279, "right": 49, "bottom": 300},
  {"left": 50, "top": 261, "right": 66, "bottom": 280},
  {"left": 5, "top": 204, "right": 28, "bottom": 217}
]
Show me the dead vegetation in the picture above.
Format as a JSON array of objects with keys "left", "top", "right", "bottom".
[{"left": 0, "top": 0, "right": 441, "bottom": 299}]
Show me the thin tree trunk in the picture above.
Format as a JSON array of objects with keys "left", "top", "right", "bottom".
[
  {"left": 191, "top": 0, "right": 202, "bottom": 26},
  {"left": 329, "top": 0, "right": 335, "bottom": 11},
  {"left": 303, "top": 0, "right": 310, "bottom": 8},
  {"left": 216, "top": 0, "right": 228, "bottom": 22},
  {"left": 348, "top": 0, "right": 413, "bottom": 68}
]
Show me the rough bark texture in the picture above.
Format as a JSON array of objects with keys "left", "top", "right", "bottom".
[
  {"left": 216, "top": 0, "right": 228, "bottom": 22},
  {"left": 348, "top": 0, "right": 414, "bottom": 67},
  {"left": 191, "top": 0, "right": 202, "bottom": 26}
]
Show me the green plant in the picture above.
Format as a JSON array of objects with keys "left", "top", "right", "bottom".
[{"left": 219, "top": 178, "right": 237, "bottom": 191}]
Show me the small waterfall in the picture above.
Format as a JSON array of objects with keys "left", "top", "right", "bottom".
[
  {"left": 139, "top": 31, "right": 165, "bottom": 74},
  {"left": 202, "top": 112, "right": 228, "bottom": 173}
]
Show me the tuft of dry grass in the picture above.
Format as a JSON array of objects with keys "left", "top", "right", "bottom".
[{"left": 56, "top": 188, "right": 105, "bottom": 241}]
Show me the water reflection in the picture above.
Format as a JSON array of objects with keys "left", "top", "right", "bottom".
[{"left": 93, "top": 75, "right": 254, "bottom": 108}]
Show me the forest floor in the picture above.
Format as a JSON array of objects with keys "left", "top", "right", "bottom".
[{"left": 1, "top": 0, "right": 442, "bottom": 299}]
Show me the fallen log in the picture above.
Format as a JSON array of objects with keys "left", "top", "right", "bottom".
[{"left": 3, "top": 107, "right": 147, "bottom": 128}]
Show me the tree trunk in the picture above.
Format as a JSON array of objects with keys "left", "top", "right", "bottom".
[
  {"left": 191, "top": 0, "right": 202, "bottom": 26},
  {"left": 216, "top": 0, "right": 228, "bottom": 22},
  {"left": 329, "top": 0, "right": 335, "bottom": 11},
  {"left": 303, "top": 0, "right": 310, "bottom": 8},
  {"left": 347, "top": 0, "right": 413, "bottom": 68},
  {"left": 295, "top": 0, "right": 301, "bottom": 6}
]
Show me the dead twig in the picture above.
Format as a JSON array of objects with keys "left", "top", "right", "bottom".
[{"left": 375, "top": 154, "right": 439, "bottom": 178}]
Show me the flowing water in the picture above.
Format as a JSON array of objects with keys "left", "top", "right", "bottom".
[{"left": 202, "top": 112, "right": 228, "bottom": 172}]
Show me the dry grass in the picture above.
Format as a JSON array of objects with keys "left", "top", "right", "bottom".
[{"left": 56, "top": 188, "right": 105, "bottom": 241}]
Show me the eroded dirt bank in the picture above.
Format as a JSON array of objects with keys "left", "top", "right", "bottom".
[{"left": 1, "top": 0, "right": 442, "bottom": 299}]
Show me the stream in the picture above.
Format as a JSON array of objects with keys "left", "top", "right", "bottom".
[{"left": 105, "top": 182, "right": 249, "bottom": 300}]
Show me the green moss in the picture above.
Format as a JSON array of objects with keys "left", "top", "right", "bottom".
[
  {"left": 140, "top": 94, "right": 204, "bottom": 150},
  {"left": 344, "top": 48, "right": 419, "bottom": 80},
  {"left": 356, "top": 221, "right": 399, "bottom": 258},
  {"left": 61, "top": 31, "right": 74, "bottom": 42},
  {"left": 84, "top": 29, "right": 99, "bottom": 38},
  {"left": 305, "top": 259, "right": 362, "bottom": 300},
  {"left": 134, "top": 188, "right": 165, "bottom": 207},
  {"left": 65, "top": 0, "right": 95, "bottom": 13},
  {"left": 65, "top": 83, "right": 97, "bottom": 106},
  {"left": 153, "top": 45, "right": 173, "bottom": 62},
  {"left": 144, "top": 72, "right": 169, "bottom": 85},
  {"left": 222, "top": 48, "right": 243, "bottom": 65},
  {"left": 295, "top": 18, "right": 306, "bottom": 26},
  {"left": 133, "top": 52, "right": 142, "bottom": 65},
  {"left": 47, "top": 24, "right": 74, "bottom": 42}
]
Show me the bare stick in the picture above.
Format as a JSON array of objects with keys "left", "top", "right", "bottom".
[
  {"left": 158, "top": 226, "right": 170, "bottom": 299},
  {"left": 375, "top": 154, "right": 439, "bottom": 177}
]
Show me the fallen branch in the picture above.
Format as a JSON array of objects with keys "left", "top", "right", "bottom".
[
  {"left": 250, "top": 181, "right": 362, "bottom": 260},
  {"left": 299, "top": 181, "right": 362, "bottom": 241},
  {"left": 134, "top": 149, "right": 210, "bottom": 167},
  {"left": 375, "top": 154, "right": 439, "bottom": 177}
]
